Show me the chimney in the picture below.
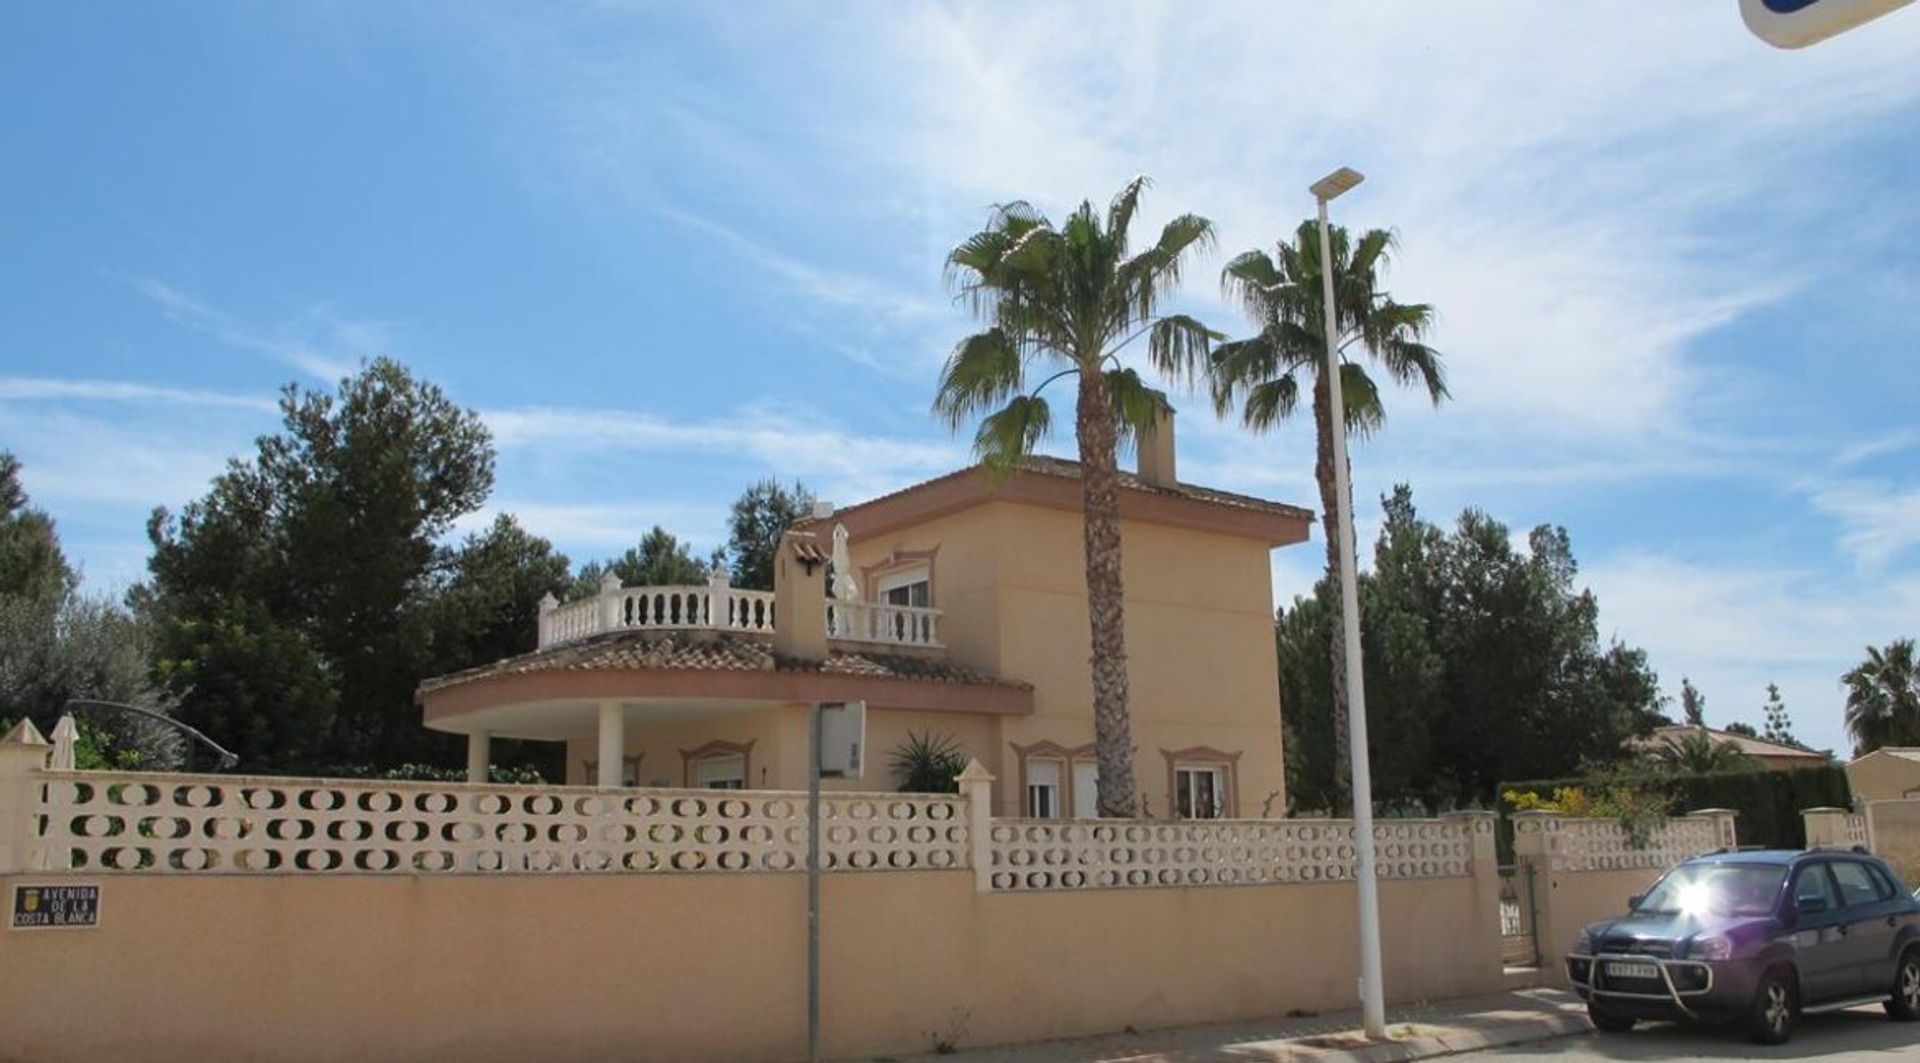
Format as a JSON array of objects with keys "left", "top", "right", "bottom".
[
  {"left": 772, "top": 529, "right": 829, "bottom": 661},
  {"left": 1136, "top": 401, "right": 1177, "bottom": 488}
]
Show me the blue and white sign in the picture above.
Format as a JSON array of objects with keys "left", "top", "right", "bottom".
[{"left": 1741, "top": 0, "right": 1915, "bottom": 48}]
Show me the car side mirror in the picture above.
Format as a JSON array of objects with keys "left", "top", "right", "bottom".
[{"left": 1627, "top": 893, "right": 1644, "bottom": 911}]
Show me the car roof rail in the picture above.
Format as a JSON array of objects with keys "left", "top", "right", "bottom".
[
  {"left": 1805, "top": 844, "right": 1872, "bottom": 855},
  {"left": 1706, "top": 845, "right": 1771, "bottom": 855}
]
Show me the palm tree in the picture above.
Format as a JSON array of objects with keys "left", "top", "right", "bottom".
[
  {"left": 1652, "top": 729, "right": 1758, "bottom": 774},
  {"left": 1844, "top": 638, "right": 1920, "bottom": 755},
  {"left": 934, "top": 177, "right": 1217, "bottom": 817},
  {"left": 1209, "top": 221, "right": 1446, "bottom": 813}
]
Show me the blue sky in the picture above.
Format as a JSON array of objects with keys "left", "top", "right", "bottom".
[{"left": 2, "top": 3, "right": 1915, "bottom": 756}]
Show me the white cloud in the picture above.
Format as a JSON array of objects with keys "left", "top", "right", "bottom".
[
  {"left": 0, "top": 376, "right": 275, "bottom": 412},
  {"left": 135, "top": 278, "right": 384, "bottom": 380},
  {"left": 483, "top": 401, "right": 964, "bottom": 505},
  {"left": 1582, "top": 554, "right": 1920, "bottom": 754},
  {"left": 1805, "top": 479, "right": 1920, "bottom": 567}
]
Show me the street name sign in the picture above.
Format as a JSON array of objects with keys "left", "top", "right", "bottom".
[{"left": 11, "top": 883, "right": 101, "bottom": 930}]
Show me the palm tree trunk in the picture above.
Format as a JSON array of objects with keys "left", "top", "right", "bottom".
[
  {"left": 1076, "top": 366, "right": 1138, "bottom": 817},
  {"left": 1313, "top": 371, "right": 1351, "bottom": 815}
]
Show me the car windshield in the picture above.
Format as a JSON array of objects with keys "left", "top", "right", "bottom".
[{"left": 1635, "top": 863, "right": 1785, "bottom": 917}]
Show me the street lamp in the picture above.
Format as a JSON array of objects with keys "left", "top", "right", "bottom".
[{"left": 1310, "top": 165, "right": 1386, "bottom": 1040}]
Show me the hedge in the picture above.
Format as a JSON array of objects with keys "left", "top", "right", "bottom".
[{"left": 1497, "top": 763, "right": 1852, "bottom": 853}]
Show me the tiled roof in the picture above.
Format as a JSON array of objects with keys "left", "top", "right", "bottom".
[
  {"left": 1639, "top": 725, "right": 1830, "bottom": 760},
  {"left": 417, "top": 629, "right": 1027, "bottom": 695},
  {"left": 796, "top": 454, "right": 1313, "bottom": 529}
]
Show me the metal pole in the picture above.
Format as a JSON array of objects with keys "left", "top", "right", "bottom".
[
  {"left": 1317, "top": 193, "right": 1387, "bottom": 1039},
  {"left": 807, "top": 703, "right": 823, "bottom": 1063}
]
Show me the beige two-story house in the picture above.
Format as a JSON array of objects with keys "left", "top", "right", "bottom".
[{"left": 416, "top": 413, "right": 1311, "bottom": 818}]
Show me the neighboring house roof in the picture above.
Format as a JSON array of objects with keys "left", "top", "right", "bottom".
[
  {"left": 1636, "top": 725, "right": 1831, "bottom": 762},
  {"left": 1847, "top": 747, "right": 1920, "bottom": 767},
  {"left": 796, "top": 456, "right": 1314, "bottom": 547},
  {"left": 418, "top": 629, "right": 1029, "bottom": 696}
]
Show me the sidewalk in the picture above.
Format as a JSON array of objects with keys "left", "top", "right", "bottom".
[{"left": 918, "top": 988, "right": 1592, "bottom": 1063}]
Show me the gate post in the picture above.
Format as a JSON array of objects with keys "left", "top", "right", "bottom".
[
  {"left": 0, "top": 718, "right": 53, "bottom": 874},
  {"left": 956, "top": 759, "right": 995, "bottom": 892}
]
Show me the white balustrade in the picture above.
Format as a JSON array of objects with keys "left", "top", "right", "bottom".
[
  {"left": 985, "top": 816, "right": 1483, "bottom": 892},
  {"left": 535, "top": 572, "right": 934, "bottom": 650},
  {"left": 827, "top": 601, "right": 941, "bottom": 647},
  {"left": 33, "top": 770, "right": 968, "bottom": 875}
]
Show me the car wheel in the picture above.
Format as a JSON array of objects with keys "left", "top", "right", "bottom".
[
  {"left": 1587, "top": 1002, "right": 1635, "bottom": 1033},
  {"left": 1888, "top": 949, "right": 1920, "bottom": 1021},
  {"left": 1746, "top": 968, "right": 1796, "bottom": 1046}
]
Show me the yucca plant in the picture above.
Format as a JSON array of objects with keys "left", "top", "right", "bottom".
[{"left": 890, "top": 730, "right": 969, "bottom": 794}]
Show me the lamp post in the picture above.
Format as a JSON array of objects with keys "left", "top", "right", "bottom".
[{"left": 1309, "top": 165, "right": 1386, "bottom": 1040}]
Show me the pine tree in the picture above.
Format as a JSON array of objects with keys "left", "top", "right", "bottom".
[
  {"left": 1680, "top": 677, "right": 1706, "bottom": 728},
  {"left": 1761, "top": 683, "right": 1797, "bottom": 747}
]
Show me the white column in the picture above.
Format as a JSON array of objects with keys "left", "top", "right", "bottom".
[
  {"left": 956, "top": 759, "right": 997, "bottom": 893},
  {"left": 596, "top": 702, "right": 625, "bottom": 789},
  {"left": 466, "top": 731, "right": 490, "bottom": 784},
  {"left": 0, "top": 718, "right": 53, "bottom": 874}
]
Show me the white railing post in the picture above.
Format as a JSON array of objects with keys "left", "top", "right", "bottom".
[
  {"left": 0, "top": 718, "right": 53, "bottom": 874},
  {"left": 957, "top": 758, "right": 996, "bottom": 892},
  {"left": 597, "top": 570, "right": 624, "bottom": 634},
  {"left": 537, "top": 592, "right": 558, "bottom": 648},
  {"left": 709, "top": 565, "right": 730, "bottom": 629}
]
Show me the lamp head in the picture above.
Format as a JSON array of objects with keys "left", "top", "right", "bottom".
[{"left": 1310, "top": 167, "right": 1365, "bottom": 202}]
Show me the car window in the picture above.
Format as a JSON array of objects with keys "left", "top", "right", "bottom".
[
  {"left": 1637, "top": 863, "right": 1785, "bottom": 917},
  {"left": 1866, "top": 863, "right": 1904, "bottom": 900},
  {"left": 1792, "top": 863, "right": 1841, "bottom": 913},
  {"left": 1829, "top": 860, "right": 1886, "bottom": 907}
]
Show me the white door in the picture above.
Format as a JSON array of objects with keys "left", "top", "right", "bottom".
[{"left": 1072, "top": 761, "right": 1099, "bottom": 819}]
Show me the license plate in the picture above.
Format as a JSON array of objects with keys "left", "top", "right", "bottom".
[{"left": 1607, "top": 961, "right": 1659, "bottom": 980}]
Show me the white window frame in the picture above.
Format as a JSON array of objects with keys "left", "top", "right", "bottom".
[
  {"left": 1174, "top": 764, "right": 1227, "bottom": 820},
  {"left": 1025, "top": 758, "right": 1063, "bottom": 819},
  {"left": 876, "top": 565, "right": 931, "bottom": 608},
  {"left": 693, "top": 754, "right": 747, "bottom": 790},
  {"left": 1070, "top": 760, "right": 1100, "bottom": 819}
]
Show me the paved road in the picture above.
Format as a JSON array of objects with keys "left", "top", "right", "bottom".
[{"left": 1464, "top": 1005, "right": 1918, "bottom": 1062}]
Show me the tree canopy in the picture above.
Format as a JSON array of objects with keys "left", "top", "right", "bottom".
[
  {"left": 726, "top": 478, "right": 813, "bottom": 591},
  {"left": 1844, "top": 638, "right": 1920, "bottom": 755},
  {"left": 142, "top": 359, "right": 514, "bottom": 771},
  {"left": 1278, "top": 485, "right": 1666, "bottom": 813}
]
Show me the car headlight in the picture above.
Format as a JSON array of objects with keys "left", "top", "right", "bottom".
[
  {"left": 1688, "top": 934, "right": 1733, "bottom": 961},
  {"left": 1573, "top": 929, "right": 1596, "bottom": 956}
]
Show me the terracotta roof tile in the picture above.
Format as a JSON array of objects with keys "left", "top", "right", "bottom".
[{"left": 418, "top": 629, "right": 1027, "bottom": 696}]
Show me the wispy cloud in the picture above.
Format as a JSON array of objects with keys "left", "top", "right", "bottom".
[
  {"left": 656, "top": 206, "right": 943, "bottom": 326},
  {"left": 484, "top": 401, "right": 963, "bottom": 504},
  {"left": 0, "top": 376, "right": 275, "bottom": 412},
  {"left": 1805, "top": 479, "right": 1920, "bottom": 568},
  {"left": 135, "top": 278, "right": 385, "bottom": 380}
]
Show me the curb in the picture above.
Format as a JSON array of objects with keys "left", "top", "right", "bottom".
[{"left": 1301, "top": 1014, "right": 1592, "bottom": 1063}]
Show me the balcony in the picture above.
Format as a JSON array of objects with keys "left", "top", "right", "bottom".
[{"left": 537, "top": 571, "right": 942, "bottom": 651}]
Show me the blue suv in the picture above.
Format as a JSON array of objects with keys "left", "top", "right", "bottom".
[{"left": 1566, "top": 848, "right": 1920, "bottom": 1044}]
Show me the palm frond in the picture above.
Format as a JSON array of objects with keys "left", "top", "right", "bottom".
[
  {"left": 973, "top": 393, "right": 1053, "bottom": 475},
  {"left": 1338, "top": 362, "right": 1386, "bottom": 438},
  {"left": 1101, "top": 367, "right": 1162, "bottom": 447},
  {"left": 1144, "top": 313, "right": 1220, "bottom": 388},
  {"left": 1241, "top": 375, "right": 1301, "bottom": 432},
  {"left": 1107, "top": 175, "right": 1151, "bottom": 240},
  {"left": 933, "top": 329, "right": 1024, "bottom": 428}
]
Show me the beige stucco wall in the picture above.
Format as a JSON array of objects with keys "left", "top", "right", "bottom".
[
  {"left": 1868, "top": 798, "right": 1920, "bottom": 887},
  {"left": 0, "top": 869, "right": 1497, "bottom": 1063},
  {"left": 1848, "top": 751, "right": 1920, "bottom": 804},
  {"left": 849, "top": 500, "right": 1287, "bottom": 818},
  {"left": 1525, "top": 864, "right": 1668, "bottom": 986}
]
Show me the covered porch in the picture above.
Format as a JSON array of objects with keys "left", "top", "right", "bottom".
[{"left": 418, "top": 629, "right": 1033, "bottom": 790}]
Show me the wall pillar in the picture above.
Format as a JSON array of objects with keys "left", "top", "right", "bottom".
[
  {"left": 596, "top": 703, "right": 625, "bottom": 789},
  {"left": 536, "top": 592, "right": 558, "bottom": 648},
  {"left": 1511, "top": 811, "right": 1566, "bottom": 986},
  {"left": 1688, "top": 807, "right": 1738, "bottom": 850},
  {"left": 1802, "top": 806, "right": 1850, "bottom": 848},
  {"left": 0, "top": 718, "right": 53, "bottom": 874},
  {"left": 1443, "top": 810, "right": 1504, "bottom": 988},
  {"left": 957, "top": 759, "right": 996, "bottom": 893},
  {"left": 466, "top": 731, "right": 491, "bottom": 784}
]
